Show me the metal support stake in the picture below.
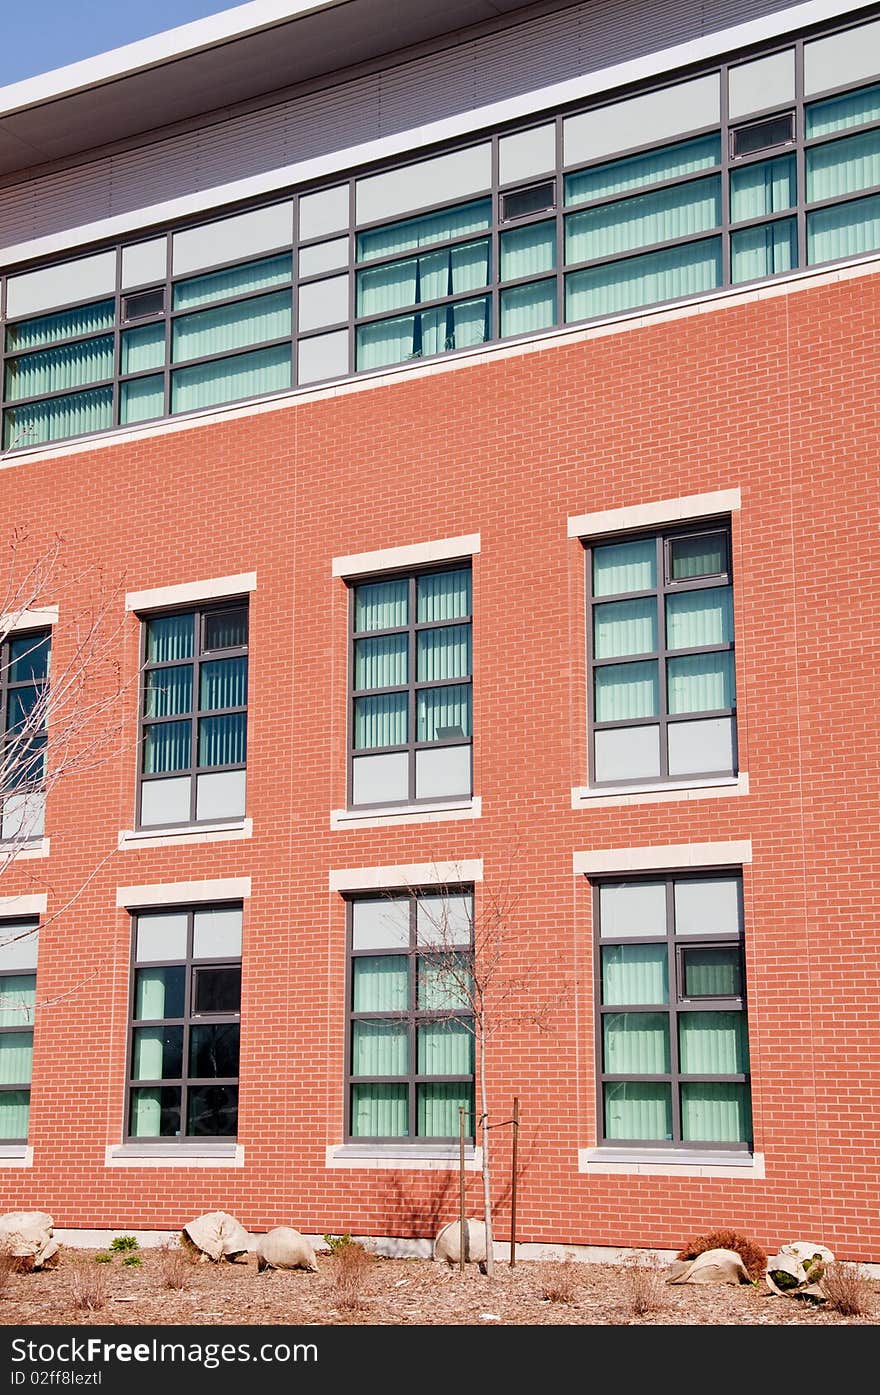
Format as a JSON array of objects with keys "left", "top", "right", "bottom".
[
  {"left": 509, "top": 1096, "right": 519, "bottom": 1268},
  {"left": 459, "top": 1104, "right": 466, "bottom": 1274}
]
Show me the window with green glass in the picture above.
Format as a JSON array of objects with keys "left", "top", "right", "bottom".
[
  {"left": 0, "top": 919, "right": 38, "bottom": 1142},
  {"left": 347, "top": 890, "right": 474, "bottom": 1140},
  {"left": 596, "top": 874, "right": 751, "bottom": 1148},
  {"left": 349, "top": 565, "right": 473, "bottom": 807},
  {"left": 1, "top": 627, "right": 50, "bottom": 842}
]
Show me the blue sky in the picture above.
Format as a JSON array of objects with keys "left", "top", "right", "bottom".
[{"left": 0, "top": 1, "right": 245, "bottom": 85}]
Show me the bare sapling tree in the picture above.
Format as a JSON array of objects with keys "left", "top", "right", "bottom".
[
  {"left": 415, "top": 866, "right": 556, "bottom": 1278},
  {"left": 0, "top": 528, "right": 131, "bottom": 1009}
]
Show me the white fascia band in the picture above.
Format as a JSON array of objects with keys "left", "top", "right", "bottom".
[
  {"left": 0, "top": 893, "right": 47, "bottom": 916},
  {"left": 573, "top": 841, "right": 752, "bottom": 875},
  {"left": 116, "top": 877, "right": 251, "bottom": 908},
  {"left": 125, "top": 572, "right": 256, "bottom": 612},
  {"left": 332, "top": 534, "right": 480, "bottom": 579},
  {"left": 0, "top": 606, "right": 59, "bottom": 632},
  {"left": 329, "top": 860, "right": 483, "bottom": 892},
  {"left": 567, "top": 489, "right": 741, "bottom": 539}
]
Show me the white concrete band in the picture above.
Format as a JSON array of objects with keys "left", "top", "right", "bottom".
[
  {"left": 329, "top": 860, "right": 483, "bottom": 892},
  {"left": 115, "top": 877, "right": 252, "bottom": 908},
  {"left": 0, "top": 893, "right": 47, "bottom": 916},
  {"left": 0, "top": 606, "right": 59, "bottom": 632},
  {"left": 568, "top": 488, "right": 742, "bottom": 539},
  {"left": 332, "top": 534, "right": 480, "bottom": 578},
  {"left": 125, "top": 572, "right": 257, "bottom": 611},
  {"left": 572, "top": 841, "right": 752, "bottom": 875}
]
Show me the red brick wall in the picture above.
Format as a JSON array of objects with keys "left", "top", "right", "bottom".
[{"left": 1, "top": 269, "right": 877, "bottom": 1258}]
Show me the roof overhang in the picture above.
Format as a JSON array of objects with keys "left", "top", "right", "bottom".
[{"left": 0, "top": 0, "right": 554, "bottom": 181}]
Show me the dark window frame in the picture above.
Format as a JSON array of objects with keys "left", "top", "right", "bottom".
[
  {"left": 135, "top": 598, "right": 249, "bottom": 830},
  {"left": 0, "top": 626, "right": 50, "bottom": 834},
  {"left": 347, "top": 562, "right": 473, "bottom": 810},
  {"left": 344, "top": 888, "right": 475, "bottom": 1143},
  {"left": 585, "top": 520, "right": 737, "bottom": 788},
  {"left": 0, "top": 917, "right": 39, "bottom": 1143},
  {"left": 125, "top": 902, "right": 242, "bottom": 1144},
  {"left": 592, "top": 870, "right": 751, "bottom": 1152}
]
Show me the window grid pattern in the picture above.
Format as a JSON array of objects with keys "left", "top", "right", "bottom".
[
  {"left": 137, "top": 602, "right": 248, "bottom": 830},
  {"left": 0, "top": 627, "right": 50, "bottom": 840},
  {"left": 586, "top": 525, "right": 736, "bottom": 786},
  {"left": 126, "top": 905, "right": 242, "bottom": 1142},
  {"left": 0, "top": 919, "right": 38, "bottom": 1143},
  {"left": 2, "top": 16, "right": 880, "bottom": 448},
  {"left": 594, "top": 874, "right": 751, "bottom": 1149},
  {"left": 346, "top": 890, "right": 475, "bottom": 1142}
]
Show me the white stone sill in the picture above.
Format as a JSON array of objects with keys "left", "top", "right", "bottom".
[
  {"left": 0, "top": 1145, "right": 32, "bottom": 1167},
  {"left": 579, "top": 1148, "right": 765, "bottom": 1179},
  {"left": 327, "top": 1144, "right": 482, "bottom": 1171},
  {"left": 571, "top": 774, "right": 749, "bottom": 809},
  {"left": 0, "top": 838, "right": 50, "bottom": 860},
  {"left": 118, "top": 818, "right": 252, "bottom": 849},
  {"left": 330, "top": 797, "right": 481, "bottom": 830},
  {"left": 105, "top": 1144, "right": 244, "bottom": 1168}
]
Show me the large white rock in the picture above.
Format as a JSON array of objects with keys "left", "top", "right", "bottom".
[
  {"left": 181, "top": 1211, "right": 250, "bottom": 1262},
  {"left": 665, "top": 1247, "right": 750, "bottom": 1285},
  {"left": 255, "top": 1227, "right": 318, "bottom": 1272},
  {"left": 0, "top": 1211, "right": 59, "bottom": 1269},
  {"left": 434, "top": 1219, "right": 488, "bottom": 1266}
]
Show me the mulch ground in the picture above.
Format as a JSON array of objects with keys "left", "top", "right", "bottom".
[{"left": 1, "top": 1248, "right": 877, "bottom": 1325}]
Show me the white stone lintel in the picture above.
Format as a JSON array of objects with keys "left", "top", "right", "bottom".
[
  {"left": 573, "top": 840, "right": 752, "bottom": 876},
  {"left": 329, "top": 859, "right": 483, "bottom": 892},
  {"left": 116, "top": 876, "right": 251, "bottom": 908}
]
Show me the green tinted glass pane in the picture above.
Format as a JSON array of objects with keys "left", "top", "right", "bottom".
[
  {"left": 355, "top": 579, "right": 408, "bottom": 631},
  {"left": 417, "top": 955, "right": 471, "bottom": 1010},
  {"left": 731, "top": 218, "right": 797, "bottom": 283},
  {"left": 807, "top": 126, "right": 880, "bottom": 203},
  {"left": 500, "top": 279, "right": 556, "bottom": 337},
  {"left": 666, "top": 585, "right": 733, "bottom": 649},
  {"left": 604, "top": 1081, "right": 672, "bottom": 1140},
  {"left": 0, "top": 1089, "right": 29, "bottom": 1139},
  {"left": 416, "top": 625, "right": 471, "bottom": 681},
  {"left": 354, "top": 634, "right": 408, "bottom": 691},
  {"left": 173, "top": 255, "right": 292, "bottom": 310},
  {"left": 122, "top": 322, "right": 165, "bottom": 373},
  {"left": 417, "top": 1019, "right": 474, "bottom": 1075},
  {"left": 681, "top": 1082, "right": 751, "bottom": 1143},
  {"left": 593, "top": 599, "right": 656, "bottom": 659},
  {"left": 4, "top": 335, "right": 113, "bottom": 402},
  {"left": 134, "top": 966, "right": 186, "bottom": 1020},
  {"left": 352, "top": 1020, "right": 408, "bottom": 1076},
  {"left": 594, "top": 660, "right": 658, "bottom": 721},
  {"left": 120, "top": 375, "right": 164, "bottom": 424},
  {"left": 601, "top": 944, "right": 668, "bottom": 1005},
  {"left": 171, "top": 343, "right": 291, "bottom": 413},
  {"left": 357, "top": 200, "right": 492, "bottom": 262},
  {"left": 416, "top": 568, "right": 471, "bottom": 622},
  {"left": 354, "top": 693, "right": 408, "bottom": 748},
  {"left": 667, "top": 652, "right": 735, "bottom": 714},
  {"left": 0, "top": 1031, "right": 33, "bottom": 1084},
  {"left": 200, "top": 658, "right": 248, "bottom": 711},
  {"left": 806, "top": 82, "right": 880, "bottom": 139},
  {"left": 132, "top": 1026, "right": 183, "bottom": 1081},
  {"left": 357, "top": 240, "right": 489, "bottom": 314},
  {"left": 565, "top": 136, "right": 721, "bottom": 206},
  {"left": 129, "top": 1086, "right": 181, "bottom": 1138},
  {"left": 730, "top": 155, "right": 796, "bottom": 222},
  {"left": 669, "top": 533, "right": 725, "bottom": 580},
  {"left": 198, "top": 713, "right": 246, "bottom": 766},
  {"left": 2, "top": 386, "right": 113, "bottom": 449},
  {"left": 566, "top": 177, "right": 721, "bottom": 263},
  {"left": 683, "top": 946, "right": 742, "bottom": 998},
  {"left": 352, "top": 956, "right": 408, "bottom": 1012},
  {"left": 0, "top": 974, "right": 36, "bottom": 1027},
  {"left": 807, "top": 192, "right": 880, "bottom": 264},
  {"left": 147, "top": 613, "right": 194, "bottom": 663},
  {"left": 416, "top": 684, "right": 471, "bottom": 741},
  {"left": 143, "top": 665, "right": 193, "bottom": 718},
  {"left": 417, "top": 1083, "right": 473, "bottom": 1137},
  {"left": 566, "top": 238, "right": 721, "bottom": 321},
  {"left": 5, "top": 300, "right": 115, "bottom": 352},
  {"left": 592, "top": 538, "right": 656, "bottom": 596},
  {"left": 351, "top": 1083, "right": 408, "bottom": 1136},
  {"left": 172, "top": 290, "right": 291, "bottom": 364},
  {"left": 500, "top": 220, "right": 556, "bottom": 279},
  {"left": 679, "top": 1011, "right": 749, "bottom": 1074},
  {"left": 603, "top": 1012, "right": 669, "bottom": 1074},
  {"left": 143, "top": 720, "right": 191, "bottom": 773}
]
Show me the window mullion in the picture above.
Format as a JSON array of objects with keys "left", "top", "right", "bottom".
[{"left": 666, "top": 878, "right": 682, "bottom": 1144}]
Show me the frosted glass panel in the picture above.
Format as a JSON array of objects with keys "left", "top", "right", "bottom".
[
  {"left": 728, "top": 50, "right": 795, "bottom": 120},
  {"left": 417, "top": 894, "right": 472, "bottom": 948},
  {"left": 594, "top": 598, "right": 656, "bottom": 659},
  {"left": 0, "top": 1090, "right": 29, "bottom": 1139},
  {"left": 807, "top": 127, "right": 880, "bottom": 203},
  {"left": 803, "top": 18, "right": 880, "bottom": 98},
  {"left": 593, "top": 538, "right": 656, "bottom": 597},
  {"left": 601, "top": 944, "right": 668, "bottom": 1005},
  {"left": 666, "top": 585, "right": 732, "bottom": 649},
  {"left": 140, "top": 774, "right": 190, "bottom": 826},
  {"left": 122, "top": 238, "right": 166, "bottom": 289},
  {"left": 1, "top": 792, "right": 45, "bottom": 842},
  {"left": 566, "top": 238, "right": 721, "bottom": 320},
  {"left": 500, "top": 280, "right": 556, "bottom": 337},
  {"left": 418, "top": 1083, "right": 472, "bottom": 1137},
  {"left": 355, "top": 578, "right": 408, "bottom": 631},
  {"left": 352, "top": 956, "right": 408, "bottom": 1012},
  {"left": 297, "top": 329, "right": 349, "bottom": 384},
  {"left": 565, "top": 136, "right": 721, "bottom": 206},
  {"left": 193, "top": 906, "right": 242, "bottom": 959},
  {"left": 416, "top": 569, "right": 470, "bottom": 622},
  {"left": 604, "top": 1013, "right": 669, "bottom": 1073},
  {"left": 172, "top": 203, "right": 292, "bottom": 276},
  {"left": 566, "top": 177, "right": 721, "bottom": 262},
  {"left": 681, "top": 1082, "right": 751, "bottom": 1143},
  {"left": 415, "top": 744, "right": 471, "bottom": 800},
  {"left": 352, "top": 1020, "right": 407, "bottom": 1076},
  {"left": 599, "top": 882, "right": 666, "bottom": 938},
  {"left": 499, "top": 124, "right": 555, "bottom": 183},
  {"left": 667, "top": 652, "right": 735, "bottom": 714},
  {"left": 730, "top": 155, "right": 796, "bottom": 222},
  {"left": 352, "top": 751, "right": 408, "bottom": 805},
  {"left": 807, "top": 82, "right": 880, "bottom": 138},
  {"left": 604, "top": 1081, "right": 671, "bottom": 1140},
  {"left": 136, "top": 912, "right": 188, "bottom": 963},
  {"left": 171, "top": 344, "right": 291, "bottom": 413},
  {"left": 352, "top": 898, "right": 410, "bottom": 951},
  {"left": 298, "top": 275, "right": 349, "bottom": 332},
  {"left": 351, "top": 1083, "right": 407, "bottom": 1137},
  {"left": 594, "top": 660, "right": 658, "bottom": 720},
  {"left": 594, "top": 724, "right": 660, "bottom": 782},
  {"left": 667, "top": 716, "right": 735, "bottom": 775},
  {"left": 679, "top": 1012, "right": 749, "bottom": 1074},
  {"left": 731, "top": 219, "right": 797, "bottom": 283},
  {"left": 355, "top": 634, "right": 407, "bottom": 690},
  {"left": 299, "top": 185, "right": 349, "bottom": 240},
  {"left": 299, "top": 237, "right": 349, "bottom": 277},
  {"left": 674, "top": 877, "right": 742, "bottom": 936},
  {"left": 356, "top": 146, "right": 491, "bottom": 226},
  {"left": 563, "top": 75, "right": 720, "bottom": 166},
  {"left": 6, "top": 253, "right": 115, "bottom": 319},
  {"left": 807, "top": 192, "right": 880, "bottom": 264},
  {"left": 0, "top": 925, "right": 38, "bottom": 974}
]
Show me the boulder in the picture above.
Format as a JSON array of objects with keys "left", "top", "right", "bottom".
[
  {"left": 0, "top": 1211, "right": 59, "bottom": 1270},
  {"left": 434, "top": 1219, "right": 488, "bottom": 1267},
  {"left": 665, "top": 1247, "right": 750, "bottom": 1285},
  {"left": 181, "top": 1211, "right": 250, "bottom": 1262},
  {"left": 255, "top": 1227, "right": 318, "bottom": 1272}
]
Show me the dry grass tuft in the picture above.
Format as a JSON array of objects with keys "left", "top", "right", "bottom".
[
  {"left": 158, "top": 1240, "right": 193, "bottom": 1291},
  {"left": 0, "top": 1249, "right": 16, "bottom": 1297},
  {"left": 822, "top": 1262, "right": 873, "bottom": 1316},
  {"left": 69, "top": 1258, "right": 108, "bottom": 1312},
  {"left": 622, "top": 1253, "right": 666, "bottom": 1318},
  {"left": 330, "top": 1241, "right": 372, "bottom": 1310},
  {"left": 539, "top": 1258, "right": 579, "bottom": 1304},
  {"left": 677, "top": 1228, "right": 767, "bottom": 1282}
]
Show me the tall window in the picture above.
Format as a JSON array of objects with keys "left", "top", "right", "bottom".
[
  {"left": 347, "top": 890, "right": 474, "bottom": 1140},
  {"left": 349, "top": 566, "right": 472, "bottom": 807},
  {"left": 586, "top": 524, "right": 736, "bottom": 785},
  {"left": 0, "top": 628, "right": 50, "bottom": 841},
  {"left": 595, "top": 873, "right": 751, "bottom": 1149},
  {"left": 0, "top": 919, "right": 38, "bottom": 1141},
  {"left": 127, "top": 904, "right": 242, "bottom": 1141},
  {"left": 138, "top": 602, "right": 248, "bottom": 828}
]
